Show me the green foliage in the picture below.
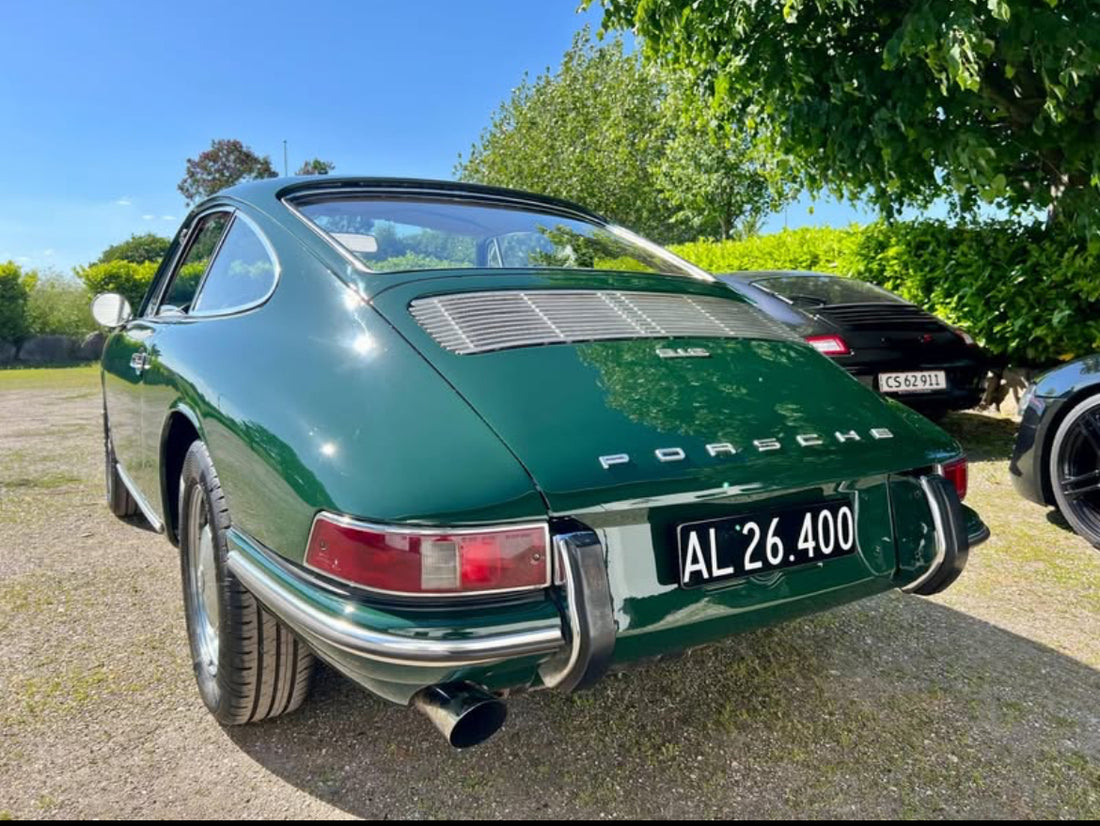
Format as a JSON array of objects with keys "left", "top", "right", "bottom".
[
  {"left": 598, "top": 0, "right": 1100, "bottom": 232},
  {"left": 654, "top": 74, "right": 787, "bottom": 240},
  {"left": 671, "top": 227, "right": 860, "bottom": 275},
  {"left": 457, "top": 28, "right": 783, "bottom": 243},
  {"left": 296, "top": 158, "right": 335, "bottom": 176},
  {"left": 0, "top": 261, "right": 32, "bottom": 344},
  {"left": 25, "top": 276, "right": 96, "bottom": 338},
  {"left": 96, "top": 233, "right": 171, "bottom": 266},
  {"left": 178, "top": 138, "right": 278, "bottom": 205},
  {"left": 75, "top": 260, "right": 159, "bottom": 311},
  {"left": 670, "top": 221, "right": 1100, "bottom": 366}
]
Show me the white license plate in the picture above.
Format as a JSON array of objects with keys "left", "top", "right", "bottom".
[{"left": 879, "top": 370, "right": 947, "bottom": 393}]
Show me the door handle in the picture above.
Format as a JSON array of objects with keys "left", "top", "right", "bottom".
[{"left": 130, "top": 352, "right": 149, "bottom": 374}]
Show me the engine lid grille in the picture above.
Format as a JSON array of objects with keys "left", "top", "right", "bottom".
[
  {"left": 409, "top": 289, "right": 797, "bottom": 355},
  {"left": 814, "top": 303, "right": 943, "bottom": 331}
]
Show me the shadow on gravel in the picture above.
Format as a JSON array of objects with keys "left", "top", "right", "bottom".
[
  {"left": 225, "top": 594, "right": 1100, "bottom": 819},
  {"left": 939, "top": 411, "right": 1019, "bottom": 462}
]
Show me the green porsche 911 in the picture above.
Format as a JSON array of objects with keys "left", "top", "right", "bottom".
[{"left": 92, "top": 177, "right": 988, "bottom": 748}]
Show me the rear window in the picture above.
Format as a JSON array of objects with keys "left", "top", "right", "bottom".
[
  {"left": 292, "top": 195, "right": 706, "bottom": 279},
  {"left": 751, "top": 275, "right": 904, "bottom": 307}
]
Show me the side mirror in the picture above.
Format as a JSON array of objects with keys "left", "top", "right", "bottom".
[{"left": 91, "top": 293, "right": 133, "bottom": 328}]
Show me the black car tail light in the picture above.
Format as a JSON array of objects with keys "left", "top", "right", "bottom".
[{"left": 805, "top": 334, "right": 851, "bottom": 356}]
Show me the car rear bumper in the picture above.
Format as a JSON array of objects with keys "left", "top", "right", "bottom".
[
  {"left": 228, "top": 475, "right": 988, "bottom": 705},
  {"left": 846, "top": 363, "right": 985, "bottom": 410}
]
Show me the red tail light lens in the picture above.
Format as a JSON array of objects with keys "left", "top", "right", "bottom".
[
  {"left": 304, "top": 516, "right": 551, "bottom": 596},
  {"left": 939, "top": 457, "right": 968, "bottom": 501},
  {"left": 805, "top": 334, "right": 851, "bottom": 356},
  {"left": 952, "top": 327, "right": 977, "bottom": 347}
]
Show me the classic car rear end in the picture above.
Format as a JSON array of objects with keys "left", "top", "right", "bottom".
[{"left": 95, "top": 178, "right": 988, "bottom": 748}]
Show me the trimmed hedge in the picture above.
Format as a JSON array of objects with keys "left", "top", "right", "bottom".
[
  {"left": 670, "top": 221, "right": 1100, "bottom": 366},
  {"left": 75, "top": 259, "right": 159, "bottom": 311}
]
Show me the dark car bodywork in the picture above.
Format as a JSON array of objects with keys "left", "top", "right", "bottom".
[
  {"left": 719, "top": 271, "right": 986, "bottom": 416},
  {"left": 1011, "top": 355, "right": 1100, "bottom": 506},
  {"left": 98, "top": 178, "right": 989, "bottom": 729}
]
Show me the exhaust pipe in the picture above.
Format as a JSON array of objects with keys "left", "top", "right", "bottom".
[{"left": 413, "top": 682, "right": 507, "bottom": 749}]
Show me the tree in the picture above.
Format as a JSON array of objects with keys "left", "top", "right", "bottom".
[
  {"left": 457, "top": 28, "right": 676, "bottom": 241},
  {"left": 95, "top": 233, "right": 171, "bottom": 266},
  {"left": 597, "top": 0, "right": 1100, "bottom": 230},
  {"left": 0, "top": 261, "right": 33, "bottom": 344},
  {"left": 655, "top": 76, "right": 788, "bottom": 240},
  {"left": 296, "top": 158, "right": 335, "bottom": 176},
  {"left": 178, "top": 139, "right": 278, "bottom": 204},
  {"left": 458, "top": 28, "right": 782, "bottom": 243}
]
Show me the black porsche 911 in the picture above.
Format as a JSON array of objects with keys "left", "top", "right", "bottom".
[
  {"left": 1011, "top": 355, "right": 1100, "bottom": 549},
  {"left": 719, "top": 271, "right": 987, "bottom": 419}
]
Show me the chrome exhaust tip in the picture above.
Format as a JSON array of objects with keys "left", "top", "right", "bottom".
[{"left": 413, "top": 682, "right": 508, "bottom": 749}]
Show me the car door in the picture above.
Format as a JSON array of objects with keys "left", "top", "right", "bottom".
[{"left": 127, "top": 209, "right": 233, "bottom": 512}]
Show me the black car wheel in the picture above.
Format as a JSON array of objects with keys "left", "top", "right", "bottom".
[
  {"left": 178, "top": 440, "right": 314, "bottom": 724},
  {"left": 1050, "top": 394, "right": 1100, "bottom": 549}
]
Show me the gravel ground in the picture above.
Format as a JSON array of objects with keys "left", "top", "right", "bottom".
[{"left": 1, "top": 366, "right": 1099, "bottom": 819}]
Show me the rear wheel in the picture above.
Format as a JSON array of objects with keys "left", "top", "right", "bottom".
[
  {"left": 178, "top": 440, "right": 314, "bottom": 724},
  {"left": 1050, "top": 394, "right": 1100, "bottom": 549},
  {"left": 103, "top": 413, "right": 138, "bottom": 518}
]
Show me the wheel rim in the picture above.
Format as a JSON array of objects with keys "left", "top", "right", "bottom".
[
  {"left": 186, "top": 489, "right": 220, "bottom": 679},
  {"left": 1058, "top": 406, "right": 1100, "bottom": 537}
]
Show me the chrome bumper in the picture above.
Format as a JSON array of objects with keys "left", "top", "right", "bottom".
[
  {"left": 901, "top": 474, "right": 982, "bottom": 596},
  {"left": 226, "top": 536, "right": 566, "bottom": 669}
]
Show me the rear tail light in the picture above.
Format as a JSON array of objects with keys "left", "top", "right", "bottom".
[
  {"left": 939, "top": 457, "right": 968, "bottom": 501},
  {"left": 952, "top": 327, "right": 977, "bottom": 347},
  {"left": 304, "top": 515, "right": 551, "bottom": 596},
  {"left": 805, "top": 334, "right": 851, "bottom": 356}
]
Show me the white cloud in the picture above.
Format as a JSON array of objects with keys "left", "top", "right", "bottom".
[
  {"left": 142, "top": 214, "right": 155, "bottom": 220},
  {"left": 17, "top": 256, "right": 30, "bottom": 262},
  {"left": 43, "top": 249, "right": 54, "bottom": 257},
  {"left": 115, "top": 197, "right": 132, "bottom": 206},
  {"left": 161, "top": 215, "right": 176, "bottom": 221}
]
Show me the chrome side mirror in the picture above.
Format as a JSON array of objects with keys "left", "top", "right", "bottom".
[{"left": 91, "top": 293, "right": 133, "bottom": 328}]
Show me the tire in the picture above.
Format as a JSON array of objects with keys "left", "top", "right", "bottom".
[
  {"left": 104, "top": 413, "right": 138, "bottom": 518},
  {"left": 1049, "top": 394, "right": 1100, "bottom": 550},
  {"left": 178, "top": 440, "right": 314, "bottom": 724}
]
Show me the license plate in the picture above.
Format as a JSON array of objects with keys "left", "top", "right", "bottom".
[
  {"left": 677, "top": 501, "right": 857, "bottom": 588},
  {"left": 879, "top": 370, "right": 947, "bottom": 393}
]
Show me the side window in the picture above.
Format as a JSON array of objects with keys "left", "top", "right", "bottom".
[
  {"left": 158, "top": 212, "right": 231, "bottom": 315},
  {"left": 192, "top": 217, "right": 278, "bottom": 314}
]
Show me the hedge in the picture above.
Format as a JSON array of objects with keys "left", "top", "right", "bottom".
[
  {"left": 670, "top": 220, "right": 1100, "bottom": 367},
  {"left": 75, "top": 259, "right": 159, "bottom": 311}
]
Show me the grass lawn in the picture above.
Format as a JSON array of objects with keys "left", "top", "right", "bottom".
[{"left": 0, "top": 364, "right": 99, "bottom": 391}]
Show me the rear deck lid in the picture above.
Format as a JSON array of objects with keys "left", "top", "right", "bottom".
[{"left": 372, "top": 271, "right": 960, "bottom": 513}]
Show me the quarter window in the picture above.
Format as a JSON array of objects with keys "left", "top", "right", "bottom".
[
  {"left": 192, "top": 217, "right": 278, "bottom": 314},
  {"left": 159, "top": 212, "right": 231, "bottom": 315}
]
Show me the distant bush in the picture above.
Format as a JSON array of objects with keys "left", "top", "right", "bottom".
[
  {"left": 25, "top": 275, "right": 96, "bottom": 338},
  {"left": 76, "top": 259, "right": 159, "bottom": 311},
  {"left": 671, "top": 221, "right": 1100, "bottom": 366},
  {"left": 0, "top": 261, "right": 32, "bottom": 344},
  {"left": 96, "top": 232, "right": 171, "bottom": 265}
]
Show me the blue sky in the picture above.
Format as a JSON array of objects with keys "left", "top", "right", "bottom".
[{"left": 0, "top": 0, "right": 867, "bottom": 274}]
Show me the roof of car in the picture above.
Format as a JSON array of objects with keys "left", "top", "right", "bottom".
[{"left": 219, "top": 176, "right": 608, "bottom": 223}]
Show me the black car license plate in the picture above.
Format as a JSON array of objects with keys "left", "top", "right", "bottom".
[{"left": 677, "top": 500, "right": 857, "bottom": 588}]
